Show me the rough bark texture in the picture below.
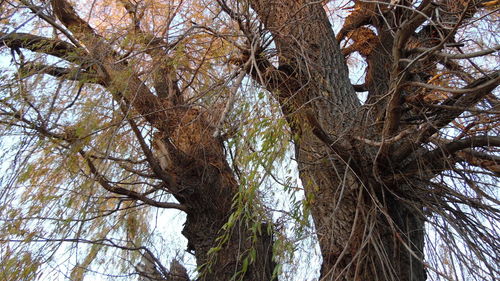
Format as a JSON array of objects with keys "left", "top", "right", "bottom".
[
  {"left": 249, "top": 1, "right": 426, "bottom": 280},
  {"left": 159, "top": 108, "right": 275, "bottom": 281}
]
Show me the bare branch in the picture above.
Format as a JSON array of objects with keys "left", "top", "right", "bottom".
[
  {"left": 80, "top": 150, "right": 187, "bottom": 212},
  {"left": 212, "top": 66, "right": 247, "bottom": 137},
  {"left": 404, "top": 136, "right": 500, "bottom": 175},
  {"left": 410, "top": 44, "right": 500, "bottom": 60},
  {"left": 430, "top": 136, "right": 500, "bottom": 158},
  {"left": 122, "top": 102, "right": 179, "bottom": 192},
  {"left": 20, "top": 63, "right": 103, "bottom": 83},
  {"left": 18, "top": 0, "right": 83, "bottom": 48},
  {"left": 354, "top": 127, "right": 418, "bottom": 146},
  {"left": 394, "top": 71, "right": 500, "bottom": 162},
  {"left": 457, "top": 149, "right": 500, "bottom": 175},
  {"left": 405, "top": 75, "right": 499, "bottom": 94},
  {"left": 50, "top": 0, "right": 100, "bottom": 43}
]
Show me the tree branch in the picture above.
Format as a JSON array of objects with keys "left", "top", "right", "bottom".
[
  {"left": 456, "top": 149, "right": 500, "bottom": 175},
  {"left": 50, "top": 0, "right": 100, "bottom": 42},
  {"left": 429, "top": 136, "right": 500, "bottom": 158},
  {"left": 403, "top": 136, "right": 500, "bottom": 175},
  {"left": 393, "top": 71, "right": 500, "bottom": 162},
  {"left": 409, "top": 45, "right": 500, "bottom": 60},
  {"left": 404, "top": 75, "right": 499, "bottom": 94},
  {"left": 80, "top": 150, "right": 187, "bottom": 212},
  {"left": 19, "top": 0, "right": 83, "bottom": 48},
  {"left": 49, "top": 0, "right": 176, "bottom": 134},
  {"left": 353, "top": 84, "right": 367, "bottom": 92},
  {"left": 20, "top": 63, "right": 103, "bottom": 83},
  {"left": 0, "top": 31, "right": 84, "bottom": 64},
  {"left": 122, "top": 102, "right": 179, "bottom": 193}
]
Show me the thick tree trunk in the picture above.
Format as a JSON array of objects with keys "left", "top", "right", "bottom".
[
  {"left": 296, "top": 140, "right": 426, "bottom": 281},
  {"left": 158, "top": 108, "right": 275, "bottom": 281},
  {"left": 249, "top": 1, "right": 427, "bottom": 280}
]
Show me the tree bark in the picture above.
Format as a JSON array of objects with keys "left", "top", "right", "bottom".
[
  {"left": 157, "top": 110, "right": 276, "bottom": 280},
  {"left": 249, "top": 1, "right": 426, "bottom": 280}
]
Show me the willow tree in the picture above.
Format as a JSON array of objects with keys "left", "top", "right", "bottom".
[{"left": 0, "top": 0, "right": 498, "bottom": 280}]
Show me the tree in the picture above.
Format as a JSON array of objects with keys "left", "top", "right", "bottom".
[{"left": 0, "top": 0, "right": 498, "bottom": 280}]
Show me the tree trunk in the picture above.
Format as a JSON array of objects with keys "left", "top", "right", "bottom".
[
  {"left": 296, "top": 136, "right": 426, "bottom": 281},
  {"left": 158, "top": 108, "right": 275, "bottom": 281},
  {"left": 249, "top": 1, "right": 427, "bottom": 280}
]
